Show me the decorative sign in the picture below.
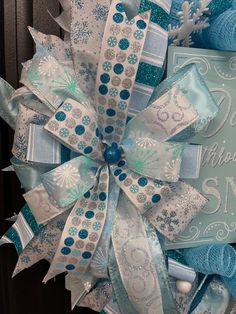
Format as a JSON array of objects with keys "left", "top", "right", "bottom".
[{"left": 166, "top": 46, "right": 236, "bottom": 249}]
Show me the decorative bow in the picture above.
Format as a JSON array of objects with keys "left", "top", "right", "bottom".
[{"left": 0, "top": 0, "right": 219, "bottom": 313}]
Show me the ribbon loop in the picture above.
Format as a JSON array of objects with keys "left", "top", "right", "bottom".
[
  {"left": 0, "top": 77, "right": 18, "bottom": 129},
  {"left": 22, "top": 51, "right": 91, "bottom": 112},
  {"left": 150, "top": 63, "right": 219, "bottom": 141},
  {"left": 44, "top": 98, "right": 104, "bottom": 161},
  {"left": 122, "top": 137, "right": 185, "bottom": 182},
  {"left": 95, "top": 0, "right": 151, "bottom": 144},
  {"left": 41, "top": 156, "right": 100, "bottom": 207},
  {"left": 124, "top": 84, "right": 199, "bottom": 142}
]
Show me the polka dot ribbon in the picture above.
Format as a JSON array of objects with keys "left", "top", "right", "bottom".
[
  {"left": 43, "top": 165, "right": 109, "bottom": 282},
  {"left": 95, "top": 0, "right": 151, "bottom": 144}
]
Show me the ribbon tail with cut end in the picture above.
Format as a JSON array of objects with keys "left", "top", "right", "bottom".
[
  {"left": 0, "top": 204, "right": 43, "bottom": 255},
  {"left": 112, "top": 192, "right": 164, "bottom": 314},
  {"left": 43, "top": 165, "right": 109, "bottom": 283},
  {"left": 65, "top": 272, "right": 97, "bottom": 310},
  {"left": 12, "top": 210, "right": 70, "bottom": 278}
]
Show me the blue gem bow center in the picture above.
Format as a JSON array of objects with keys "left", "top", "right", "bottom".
[{"left": 103, "top": 142, "right": 122, "bottom": 164}]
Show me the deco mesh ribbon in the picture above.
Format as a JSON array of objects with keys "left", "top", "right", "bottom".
[{"left": 0, "top": 0, "right": 232, "bottom": 313}]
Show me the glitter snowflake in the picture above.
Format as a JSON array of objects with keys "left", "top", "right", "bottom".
[
  {"left": 21, "top": 255, "right": 31, "bottom": 264},
  {"left": 79, "top": 62, "right": 96, "bottom": 82},
  {"left": 168, "top": 0, "right": 210, "bottom": 47},
  {"left": 74, "top": 0, "right": 84, "bottom": 9},
  {"left": 71, "top": 21, "right": 93, "bottom": 45},
  {"left": 38, "top": 228, "right": 55, "bottom": 246},
  {"left": 28, "top": 244, "right": 43, "bottom": 254},
  {"left": 56, "top": 220, "right": 65, "bottom": 231},
  {"left": 92, "top": 4, "right": 109, "bottom": 21},
  {"left": 31, "top": 114, "right": 48, "bottom": 125},
  {"left": 156, "top": 209, "right": 179, "bottom": 232}
]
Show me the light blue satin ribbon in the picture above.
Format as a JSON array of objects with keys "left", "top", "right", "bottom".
[
  {"left": 151, "top": 63, "right": 219, "bottom": 141},
  {"left": 0, "top": 78, "right": 18, "bottom": 129},
  {"left": 192, "top": 277, "right": 230, "bottom": 314}
]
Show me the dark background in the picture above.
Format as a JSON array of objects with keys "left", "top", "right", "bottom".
[{"left": 0, "top": 1, "right": 96, "bottom": 313}]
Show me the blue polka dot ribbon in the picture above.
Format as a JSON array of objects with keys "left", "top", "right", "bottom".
[
  {"left": 95, "top": 0, "right": 151, "bottom": 144},
  {"left": 43, "top": 165, "right": 110, "bottom": 282}
]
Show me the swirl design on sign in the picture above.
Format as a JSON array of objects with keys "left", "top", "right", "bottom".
[
  {"left": 174, "top": 56, "right": 211, "bottom": 76},
  {"left": 203, "top": 221, "right": 236, "bottom": 241}
]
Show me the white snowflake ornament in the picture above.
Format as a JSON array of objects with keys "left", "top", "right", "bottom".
[{"left": 169, "top": 0, "right": 210, "bottom": 47}]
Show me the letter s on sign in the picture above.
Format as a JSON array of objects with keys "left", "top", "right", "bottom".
[{"left": 202, "top": 177, "right": 221, "bottom": 214}]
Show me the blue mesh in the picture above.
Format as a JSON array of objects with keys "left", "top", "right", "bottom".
[
  {"left": 200, "top": 7, "right": 236, "bottom": 51},
  {"left": 182, "top": 244, "right": 236, "bottom": 278}
]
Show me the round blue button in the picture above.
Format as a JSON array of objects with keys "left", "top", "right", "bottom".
[
  {"left": 106, "top": 108, "right": 116, "bottom": 116},
  {"left": 99, "top": 85, "right": 108, "bottom": 95},
  {"left": 85, "top": 211, "right": 94, "bottom": 219},
  {"left": 114, "top": 169, "right": 122, "bottom": 176},
  {"left": 99, "top": 192, "right": 107, "bottom": 201},
  {"left": 138, "top": 177, "right": 148, "bottom": 187},
  {"left": 84, "top": 146, "right": 93, "bottom": 154},
  {"left": 103, "top": 143, "right": 122, "bottom": 164},
  {"left": 120, "top": 89, "right": 130, "bottom": 100}
]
